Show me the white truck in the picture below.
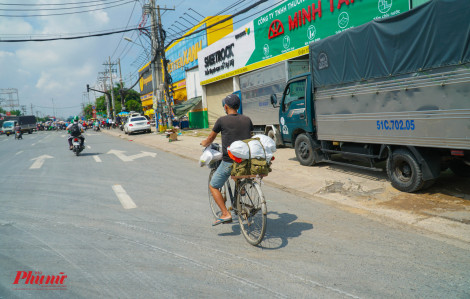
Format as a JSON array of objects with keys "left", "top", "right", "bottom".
[{"left": 238, "top": 60, "right": 309, "bottom": 144}]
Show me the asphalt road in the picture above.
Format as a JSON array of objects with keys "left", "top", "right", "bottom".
[{"left": 0, "top": 131, "right": 469, "bottom": 298}]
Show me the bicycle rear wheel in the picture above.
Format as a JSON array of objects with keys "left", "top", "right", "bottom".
[{"left": 237, "top": 180, "right": 267, "bottom": 246}]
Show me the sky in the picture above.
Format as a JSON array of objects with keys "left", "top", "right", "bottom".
[{"left": 0, "top": 0, "right": 283, "bottom": 118}]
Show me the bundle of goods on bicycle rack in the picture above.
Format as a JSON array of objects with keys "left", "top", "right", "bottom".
[{"left": 228, "top": 135, "right": 276, "bottom": 176}]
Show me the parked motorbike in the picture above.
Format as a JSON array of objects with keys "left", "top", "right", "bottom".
[
  {"left": 94, "top": 125, "right": 101, "bottom": 132},
  {"left": 15, "top": 131, "right": 22, "bottom": 140},
  {"left": 72, "top": 137, "right": 85, "bottom": 156}
]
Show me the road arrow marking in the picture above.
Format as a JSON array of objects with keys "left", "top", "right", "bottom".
[
  {"left": 107, "top": 150, "right": 157, "bottom": 162},
  {"left": 30, "top": 155, "right": 53, "bottom": 169},
  {"left": 112, "top": 185, "right": 137, "bottom": 209}
]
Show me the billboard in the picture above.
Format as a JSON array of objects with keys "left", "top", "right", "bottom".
[{"left": 199, "top": 0, "right": 410, "bottom": 85}]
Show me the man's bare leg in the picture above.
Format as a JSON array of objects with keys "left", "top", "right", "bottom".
[{"left": 209, "top": 185, "right": 231, "bottom": 219}]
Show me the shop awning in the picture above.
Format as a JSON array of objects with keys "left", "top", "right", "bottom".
[{"left": 172, "top": 96, "right": 202, "bottom": 118}]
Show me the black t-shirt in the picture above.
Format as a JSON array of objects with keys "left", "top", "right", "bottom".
[{"left": 213, "top": 113, "right": 253, "bottom": 162}]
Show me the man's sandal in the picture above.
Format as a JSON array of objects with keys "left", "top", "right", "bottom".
[{"left": 212, "top": 217, "right": 233, "bottom": 226}]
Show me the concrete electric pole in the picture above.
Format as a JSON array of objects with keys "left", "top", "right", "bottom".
[
  {"left": 108, "top": 56, "right": 116, "bottom": 119},
  {"left": 145, "top": 1, "right": 174, "bottom": 131}
]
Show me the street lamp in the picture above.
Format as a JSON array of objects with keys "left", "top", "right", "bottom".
[{"left": 123, "top": 36, "right": 150, "bottom": 60}]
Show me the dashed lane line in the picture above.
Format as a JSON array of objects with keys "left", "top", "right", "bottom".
[
  {"left": 93, "top": 156, "right": 102, "bottom": 163},
  {"left": 112, "top": 185, "right": 137, "bottom": 209}
]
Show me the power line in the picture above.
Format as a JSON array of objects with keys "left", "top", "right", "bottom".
[
  {"left": 110, "top": 0, "right": 139, "bottom": 60},
  {"left": 0, "top": 26, "right": 150, "bottom": 42},
  {"left": 0, "top": 0, "right": 117, "bottom": 6},
  {"left": 0, "top": 0, "right": 128, "bottom": 11},
  {"left": 0, "top": 0, "right": 136, "bottom": 17},
  {"left": 164, "top": 0, "right": 268, "bottom": 48}
]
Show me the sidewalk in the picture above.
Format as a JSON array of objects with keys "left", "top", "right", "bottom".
[{"left": 100, "top": 127, "right": 470, "bottom": 245}]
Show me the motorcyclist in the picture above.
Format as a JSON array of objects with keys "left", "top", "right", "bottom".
[
  {"left": 14, "top": 122, "right": 22, "bottom": 139},
  {"left": 66, "top": 116, "right": 85, "bottom": 150}
]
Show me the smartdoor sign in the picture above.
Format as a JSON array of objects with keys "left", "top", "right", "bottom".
[
  {"left": 199, "top": 0, "right": 409, "bottom": 84},
  {"left": 204, "top": 44, "right": 235, "bottom": 76}
]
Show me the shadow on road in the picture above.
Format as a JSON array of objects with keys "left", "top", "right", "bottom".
[
  {"left": 260, "top": 211, "right": 313, "bottom": 250},
  {"left": 219, "top": 211, "right": 313, "bottom": 250},
  {"left": 79, "top": 152, "right": 102, "bottom": 157}
]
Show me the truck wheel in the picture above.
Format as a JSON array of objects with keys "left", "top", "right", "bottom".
[
  {"left": 294, "top": 133, "right": 316, "bottom": 166},
  {"left": 386, "top": 148, "right": 424, "bottom": 192},
  {"left": 449, "top": 160, "right": 470, "bottom": 177}
]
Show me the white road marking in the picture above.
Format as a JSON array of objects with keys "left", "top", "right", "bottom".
[
  {"left": 15, "top": 151, "right": 23, "bottom": 155},
  {"left": 1, "top": 139, "right": 7, "bottom": 142},
  {"left": 107, "top": 150, "right": 157, "bottom": 162},
  {"left": 87, "top": 145, "right": 91, "bottom": 149},
  {"left": 61, "top": 134, "right": 66, "bottom": 138},
  {"left": 93, "top": 156, "right": 102, "bottom": 163},
  {"left": 30, "top": 155, "right": 53, "bottom": 169},
  {"left": 31, "top": 143, "right": 36, "bottom": 146},
  {"left": 112, "top": 185, "right": 137, "bottom": 209}
]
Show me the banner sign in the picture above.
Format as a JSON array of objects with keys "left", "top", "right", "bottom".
[
  {"left": 138, "top": 63, "right": 153, "bottom": 96},
  {"left": 199, "top": 0, "right": 410, "bottom": 85},
  {"left": 199, "top": 23, "right": 255, "bottom": 83},
  {"left": 167, "top": 24, "right": 208, "bottom": 83}
]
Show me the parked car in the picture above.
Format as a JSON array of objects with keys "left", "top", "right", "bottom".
[{"left": 124, "top": 116, "right": 151, "bottom": 135}]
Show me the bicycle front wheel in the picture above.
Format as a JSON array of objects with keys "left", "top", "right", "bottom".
[{"left": 237, "top": 180, "right": 267, "bottom": 246}]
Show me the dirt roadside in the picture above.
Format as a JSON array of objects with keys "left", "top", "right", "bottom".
[{"left": 98, "top": 128, "right": 470, "bottom": 245}]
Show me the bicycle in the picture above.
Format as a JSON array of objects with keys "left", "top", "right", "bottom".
[{"left": 207, "top": 145, "right": 267, "bottom": 246}]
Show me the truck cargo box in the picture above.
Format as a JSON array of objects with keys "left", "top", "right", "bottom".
[{"left": 309, "top": 0, "right": 470, "bottom": 150}]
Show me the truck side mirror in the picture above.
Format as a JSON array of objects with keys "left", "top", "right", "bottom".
[{"left": 270, "top": 94, "right": 278, "bottom": 107}]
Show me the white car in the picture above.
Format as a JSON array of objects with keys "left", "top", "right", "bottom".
[{"left": 124, "top": 116, "right": 151, "bottom": 135}]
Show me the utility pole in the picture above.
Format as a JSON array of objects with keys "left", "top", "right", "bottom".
[
  {"left": 118, "top": 58, "right": 125, "bottom": 111},
  {"left": 102, "top": 77, "right": 111, "bottom": 118},
  {"left": 145, "top": 1, "right": 174, "bottom": 131},
  {"left": 109, "top": 56, "right": 116, "bottom": 119},
  {"left": 30, "top": 103, "right": 33, "bottom": 115},
  {"left": 51, "top": 98, "right": 55, "bottom": 119}
]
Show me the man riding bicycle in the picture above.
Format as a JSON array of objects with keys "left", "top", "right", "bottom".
[{"left": 201, "top": 94, "right": 253, "bottom": 226}]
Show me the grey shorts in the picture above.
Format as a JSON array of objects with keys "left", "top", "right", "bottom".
[{"left": 210, "top": 161, "right": 233, "bottom": 189}]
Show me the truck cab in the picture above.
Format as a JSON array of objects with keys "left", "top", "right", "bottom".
[
  {"left": 274, "top": 73, "right": 314, "bottom": 146},
  {"left": 1, "top": 121, "right": 15, "bottom": 136}
]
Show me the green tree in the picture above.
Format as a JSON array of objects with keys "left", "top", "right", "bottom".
[
  {"left": 83, "top": 104, "right": 93, "bottom": 119},
  {"left": 126, "top": 100, "right": 142, "bottom": 112},
  {"left": 10, "top": 110, "right": 22, "bottom": 116}
]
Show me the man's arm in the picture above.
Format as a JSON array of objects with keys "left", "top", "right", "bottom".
[{"left": 200, "top": 131, "right": 217, "bottom": 147}]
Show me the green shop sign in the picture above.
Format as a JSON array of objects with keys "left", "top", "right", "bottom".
[{"left": 247, "top": 0, "right": 410, "bottom": 65}]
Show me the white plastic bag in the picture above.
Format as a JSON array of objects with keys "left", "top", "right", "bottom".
[
  {"left": 227, "top": 141, "right": 250, "bottom": 159},
  {"left": 253, "top": 134, "right": 277, "bottom": 153},
  {"left": 247, "top": 139, "right": 267, "bottom": 159},
  {"left": 229, "top": 138, "right": 273, "bottom": 160},
  {"left": 199, "top": 148, "right": 222, "bottom": 167}
]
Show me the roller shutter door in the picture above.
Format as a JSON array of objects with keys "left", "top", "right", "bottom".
[{"left": 205, "top": 78, "right": 233, "bottom": 126}]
